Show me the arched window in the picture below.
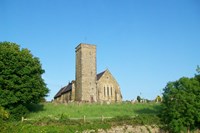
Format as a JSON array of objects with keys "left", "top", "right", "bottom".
[
  {"left": 107, "top": 87, "right": 109, "bottom": 96},
  {"left": 110, "top": 87, "right": 112, "bottom": 96},
  {"left": 104, "top": 87, "right": 106, "bottom": 97}
]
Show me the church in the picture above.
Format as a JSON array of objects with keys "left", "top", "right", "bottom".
[{"left": 54, "top": 43, "right": 122, "bottom": 103}]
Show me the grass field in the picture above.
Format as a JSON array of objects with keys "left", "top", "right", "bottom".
[
  {"left": 27, "top": 102, "right": 161, "bottom": 119},
  {"left": 1, "top": 102, "right": 162, "bottom": 133}
]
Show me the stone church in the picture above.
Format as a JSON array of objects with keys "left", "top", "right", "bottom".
[{"left": 54, "top": 43, "right": 122, "bottom": 103}]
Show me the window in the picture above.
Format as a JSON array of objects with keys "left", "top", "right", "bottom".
[
  {"left": 111, "top": 87, "right": 112, "bottom": 96},
  {"left": 104, "top": 87, "right": 106, "bottom": 96},
  {"left": 107, "top": 87, "right": 109, "bottom": 96}
]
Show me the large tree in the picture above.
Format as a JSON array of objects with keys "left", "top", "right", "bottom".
[
  {"left": 0, "top": 42, "right": 49, "bottom": 118},
  {"left": 161, "top": 76, "right": 200, "bottom": 132}
]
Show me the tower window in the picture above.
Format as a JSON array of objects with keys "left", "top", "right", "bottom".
[{"left": 107, "top": 87, "right": 109, "bottom": 96}]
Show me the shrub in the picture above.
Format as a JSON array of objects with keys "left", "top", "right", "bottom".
[
  {"left": 9, "top": 104, "right": 29, "bottom": 120},
  {"left": 0, "top": 106, "right": 9, "bottom": 120},
  {"left": 161, "top": 77, "right": 200, "bottom": 132}
]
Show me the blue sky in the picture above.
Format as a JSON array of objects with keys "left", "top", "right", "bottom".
[{"left": 1, "top": 0, "right": 200, "bottom": 101}]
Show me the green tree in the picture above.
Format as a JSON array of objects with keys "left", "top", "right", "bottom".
[
  {"left": 161, "top": 77, "right": 200, "bottom": 132},
  {"left": 155, "top": 95, "right": 162, "bottom": 102},
  {"left": 0, "top": 42, "right": 49, "bottom": 119},
  {"left": 137, "top": 96, "right": 141, "bottom": 103}
]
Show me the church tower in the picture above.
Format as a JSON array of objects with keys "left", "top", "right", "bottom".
[{"left": 75, "top": 43, "right": 97, "bottom": 102}]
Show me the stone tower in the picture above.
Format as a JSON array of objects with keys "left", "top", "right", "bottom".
[{"left": 75, "top": 43, "right": 97, "bottom": 102}]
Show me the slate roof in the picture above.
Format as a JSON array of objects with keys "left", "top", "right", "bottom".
[
  {"left": 54, "top": 83, "right": 72, "bottom": 99},
  {"left": 54, "top": 87, "right": 64, "bottom": 99},
  {"left": 97, "top": 70, "right": 106, "bottom": 80},
  {"left": 54, "top": 70, "right": 106, "bottom": 99},
  {"left": 62, "top": 83, "right": 72, "bottom": 94}
]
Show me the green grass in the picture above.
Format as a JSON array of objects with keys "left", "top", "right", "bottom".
[
  {"left": 1, "top": 103, "right": 162, "bottom": 133},
  {"left": 27, "top": 102, "right": 161, "bottom": 119},
  {"left": 1, "top": 121, "right": 111, "bottom": 133}
]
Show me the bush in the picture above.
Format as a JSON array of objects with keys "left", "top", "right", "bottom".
[
  {"left": 9, "top": 104, "right": 29, "bottom": 120},
  {"left": 161, "top": 77, "right": 200, "bottom": 132},
  {"left": 0, "top": 106, "right": 9, "bottom": 120},
  {"left": 134, "top": 114, "right": 161, "bottom": 125}
]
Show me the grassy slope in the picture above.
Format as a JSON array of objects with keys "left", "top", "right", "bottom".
[
  {"left": 27, "top": 102, "right": 160, "bottom": 119},
  {"left": 1, "top": 103, "right": 162, "bottom": 133}
]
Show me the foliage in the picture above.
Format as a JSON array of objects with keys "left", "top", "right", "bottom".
[
  {"left": 0, "top": 106, "right": 9, "bottom": 120},
  {"left": 110, "top": 114, "right": 160, "bottom": 126},
  {"left": 0, "top": 42, "right": 49, "bottom": 119},
  {"left": 161, "top": 76, "right": 200, "bottom": 132},
  {"left": 0, "top": 115, "right": 161, "bottom": 133},
  {"left": 134, "top": 114, "right": 161, "bottom": 125},
  {"left": 0, "top": 120, "right": 111, "bottom": 133},
  {"left": 9, "top": 104, "right": 29, "bottom": 120},
  {"left": 137, "top": 95, "right": 141, "bottom": 102},
  {"left": 155, "top": 95, "right": 162, "bottom": 102}
]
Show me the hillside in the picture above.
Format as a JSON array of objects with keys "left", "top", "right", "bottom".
[
  {"left": 27, "top": 102, "right": 161, "bottom": 119},
  {"left": 1, "top": 102, "right": 163, "bottom": 133}
]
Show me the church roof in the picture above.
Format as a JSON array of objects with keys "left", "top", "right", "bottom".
[
  {"left": 54, "top": 87, "right": 65, "bottom": 99},
  {"left": 54, "top": 70, "right": 107, "bottom": 99},
  {"left": 54, "top": 83, "right": 72, "bottom": 99},
  {"left": 62, "top": 83, "right": 72, "bottom": 94},
  {"left": 97, "top": 70, "right": 106, "bottom": 80}
]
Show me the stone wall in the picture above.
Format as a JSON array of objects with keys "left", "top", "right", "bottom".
[
  {"left": 75, "top": 44, "right": 82, "bottom": 101},
  {"left": 82, "top": 125, "right": 167, "bottom": 133},
  {"left": 71, "top": 81, "right": 75, "bottom": 101},
  {"left": 97, "top": 70, "right": 122, "bottom": 102}
]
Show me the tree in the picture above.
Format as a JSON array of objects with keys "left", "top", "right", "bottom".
[
  {"left": 0, "top": 42, "right": 49, "bottom": 119},
  {"left": 137, "top": 96, "right": 141, "bottom": 103},
  {"left": 155, "top": 95, "right": 162, "bottom": 102},
  {"left": 161, "top": 77, "right": 200, "bottom": 132}
]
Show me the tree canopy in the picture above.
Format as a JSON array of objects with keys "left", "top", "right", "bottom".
[
  {"left": 0, "top": 42, "right": 49, "bottom": 119},
  {"left": 137, "top": 95, "right": 141, "bottom": 103},
  {"left": 161, "top": 70, "right": 200, "bottom": 132}
]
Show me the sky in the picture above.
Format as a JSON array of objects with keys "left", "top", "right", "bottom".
[{"left": 1, "top": 0, "right": 200, "bottom": 101}]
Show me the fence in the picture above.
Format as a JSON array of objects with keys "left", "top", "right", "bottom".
[
  {"left": 21, "top": 115, "right": 138, "bottom": 123},
  {"left": 22, "top": 115, "right": 113, "bottom": 123}
]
